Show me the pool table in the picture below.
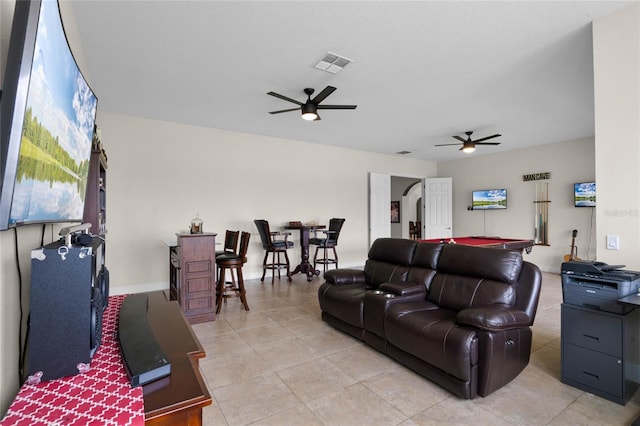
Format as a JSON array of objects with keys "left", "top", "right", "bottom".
[{"left": 420, "top": 236, "right": 534, "bottom": 254}]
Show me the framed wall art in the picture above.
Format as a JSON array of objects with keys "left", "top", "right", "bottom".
[{"left": 391, "top": 201, "right": 400, "bottom": 223}]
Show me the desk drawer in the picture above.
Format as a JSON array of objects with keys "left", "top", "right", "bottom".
[
  {"left": 561, "top": 304, "right": 622, "bottom": 356},
  {"left": 562, "top": 343, "right": 622, "bottom": 399}
]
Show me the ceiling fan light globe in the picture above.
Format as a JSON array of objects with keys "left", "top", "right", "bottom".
[
  {"left": 301, "top": 103, "right": 318, "bottom": 121},
  {"left": 462, "top": 146, "right": 475, "bottom": 153}
]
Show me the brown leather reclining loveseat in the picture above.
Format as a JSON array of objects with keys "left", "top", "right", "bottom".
[{"left": 317, "top": 238, "right": 542, "bottom": 399}]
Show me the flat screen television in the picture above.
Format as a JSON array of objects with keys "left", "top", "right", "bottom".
[
  {"left": 472, "top": 189, "right": 507, "bottom": 210},
  {"left": 574, "top": 181, "right": 596, "bottom": 207},
  {"left": 0, "top": 0, "right": 98, "bottom": 230}
]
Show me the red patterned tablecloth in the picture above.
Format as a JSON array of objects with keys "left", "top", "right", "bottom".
[{"left": 1, "top": 295, "right": 145, "bottom": 426}]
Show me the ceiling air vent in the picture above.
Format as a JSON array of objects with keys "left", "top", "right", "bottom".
[{"left": 314, "top": 52, "right": 353, "bottom": 74}]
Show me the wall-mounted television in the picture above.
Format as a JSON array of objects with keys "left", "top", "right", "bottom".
[
  {"left": 472, "top": 189, "right": 507, "bottom": 210},
  {"left": 574, "top": 181, "right": 596, "bottom": 207},
  {"left": 0, "top": 0, "right": 98, "bottom": 230}
]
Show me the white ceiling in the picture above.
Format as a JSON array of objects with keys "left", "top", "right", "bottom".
[{"left": 67, "top": 0, "right": 634, "bottom": 162}]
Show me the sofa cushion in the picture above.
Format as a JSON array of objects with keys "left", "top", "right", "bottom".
[
  {"left": 364, "top": 238, "right": 417, "bottom": 287},
  {"left": 324, "top": 268, "right": 367, "bottom": 285},
  {"left": 364, "top": 260, "right": 411, "bottom": 288},
  {"left": 368, "top": 238, "right": 417, "bottom": 264},
  {"left": 457, "top": 305, "right": 533, "bottom": 331},
  {"left": 437, "top": 244, "right": 523, "bottom": 284},
  {"left": 412, "top": 242, "right": 443, "bottom": 269},
  {"left": 428, "top": 273, "right": 516, "bottom": 311},
  {"left": 385, "top": 302, "right": 478, "bottom": 381},
  {"left": 406, "top": 242, "right": 442, "bottom": 290},
  {"left": 318, "top": 283, "right": 369, "bottom": 328}
]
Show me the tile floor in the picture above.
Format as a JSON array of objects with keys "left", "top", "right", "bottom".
[{"left": 192, "top": 271, "right": 640, "bottom": 425}]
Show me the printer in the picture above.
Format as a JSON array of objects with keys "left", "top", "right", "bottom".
[{"left": 561, "top": 260, "right": 640, "bottom": 314}]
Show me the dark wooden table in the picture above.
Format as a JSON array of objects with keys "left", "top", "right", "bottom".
[
  {"left": 285, "top": 224, "right": 326, "bottom": 281},
  {"left": 143, "top": 291, "right": 212, "bottom": 425}
]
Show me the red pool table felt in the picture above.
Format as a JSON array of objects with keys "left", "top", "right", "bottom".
[{"left": 421, "top": 236, "right": 534, "bottom": 253}]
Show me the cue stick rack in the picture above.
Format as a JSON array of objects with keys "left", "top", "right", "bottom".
[{"left": 533, "top": 182, "right": 550, "bottom": 245}]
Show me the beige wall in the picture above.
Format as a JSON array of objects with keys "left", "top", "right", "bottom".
[
  {"left": 593, "top": 2, "right": 640, "bottom": 269},
  {"left": 99, "top": 112, "right": 437, "bottom": 292},
  {"left": 438, "top": 137, "right": 596, "bottom": 273}
]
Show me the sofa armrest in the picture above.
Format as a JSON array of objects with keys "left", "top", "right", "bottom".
[
  {"left": 456, "top": 305, "right": 532, "bottom": 332},
  {"left": 324, "top": 269, "right": 367, "bottom": 285},
  {"left": 378, "top": 281, "right": 426, "bottom": 297}
]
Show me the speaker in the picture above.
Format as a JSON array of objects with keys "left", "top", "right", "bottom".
[
  {"left": 90, "top": 286, "right": 103, "bottom": 357},
  {"left": 27, "top": 237, "right": 105, "bottom": 383},
  {"left": 72, "top": 232, "right": 93, "bottom": 246},
  {"left": 97, "top": 265, "right": 110, "bottom": 310}
]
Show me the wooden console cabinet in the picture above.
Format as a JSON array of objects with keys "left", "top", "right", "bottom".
[
  {"left": 169, "top": 233, "right": 217, "bottom": 323},
  {"left": 144, "top": 291, "right": 212, "bottom": 425}
]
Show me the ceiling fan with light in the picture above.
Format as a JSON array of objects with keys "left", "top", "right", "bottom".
[
  {"left": 435, "top": 131, "right": 502, "bottom": 153},
  {"left": 267, "top": 86, "right": 357, "bottom": 121}
]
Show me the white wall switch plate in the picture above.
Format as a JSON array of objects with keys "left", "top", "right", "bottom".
[{"left": 606, "top": 234, "right": 620, "bottom": 250}]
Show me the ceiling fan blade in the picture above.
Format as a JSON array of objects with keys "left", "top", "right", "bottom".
[
  {"left": 435, "top": 143, "right": 463, "bottom": 147},
  {"left": 267, "top": 91, "right": 303, "bottom": 105},
  {"left": 317, "top": 104, "right": 358, "bottom": 110},
  {"left": 475, "top": 142, "right": 501, "bottom": 145},
  {"left": 311, "top": 86, "right": 336, "bottom": 104},
  {"left": 268, "top": 107, "right": 300, "bottom": 114},
  {"left": 473, "top": 134, "right": 502, "bottom": 143},
  {"left": 314, "top": 113, "right": 321, "bottom": 121},
  {"left": 452, "top": 135, "right": 467, "bottom": 143}
]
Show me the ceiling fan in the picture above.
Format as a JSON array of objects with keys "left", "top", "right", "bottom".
[
  {"left": 267, "top": 86, "right": 357, "bottom": 121},
  {"left": 435, "top": 131, "right": 502, "bottom": 153}
]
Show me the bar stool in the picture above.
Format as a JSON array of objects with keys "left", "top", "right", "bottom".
[
  {"left": 216, "top": 230, "right": 239, "bottom": 257},
  {"left": 216, "top": 230, "right": 239, "bottom": 287},
  {"left": 254, "top": 219, "right": 293, "bottom": 284},
  {"left": 409, "top": 221, "right": 418, "bottom": 240},
  {"left": 310, "top": 218, "right": 345, "bottom": 273},
  {"left": 216, "top": 231, "right": 250, "bottom": 314}
]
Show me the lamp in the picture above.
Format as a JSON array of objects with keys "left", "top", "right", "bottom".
[
  {"left": 301, "top": 103, "right": 318, "bottom": 121},
  {"left": 461, "top": 142, "right": 475, "bottom": 153}
]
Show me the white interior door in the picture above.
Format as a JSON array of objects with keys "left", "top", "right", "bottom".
[
  {"left": 424, "top": 177, "right": 453, "bottom": 239},
  {"left": 369, "top": 172, "right": 390, "bottom": 246}
]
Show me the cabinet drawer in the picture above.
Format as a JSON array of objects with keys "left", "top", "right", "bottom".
[
  {"left": 185, "top": 259, "right": 213, "bottom": 274},
  {"left": 561, "top": 304, "right": 622, "bottom": 356},
  {"left": 562, "top": 343, "right": 622, "bottom": 398}
]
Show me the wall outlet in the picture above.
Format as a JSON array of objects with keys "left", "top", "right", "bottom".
[{"left": 606, "top": 234, "right": 620, "bottom": 250}]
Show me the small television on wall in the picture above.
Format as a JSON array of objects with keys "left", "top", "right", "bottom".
[
  {"left": 574, "top": 181, "right": 596, "bottom": 207},
  {"left": 0, "top": 0, "right": 98, "bottom": 230},
  {"left": 472, "top": 189, "right": 507, "bottom": 210}
]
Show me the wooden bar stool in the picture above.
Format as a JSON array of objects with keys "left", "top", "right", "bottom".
[
  {"left": 310, "top": 218, "right": 345, "bottom": 273},
  {"left": 216, "top": 231, "right": 250, "bottom": 314},
  {"left": 216, "top": 230, "right": 240, "bottom": 287},
  {"left": 254, "top": 219, "right": 293, "bottom": 284},
  {"left": 216, "top": 230, "right": 239, "bottom": 257}
]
